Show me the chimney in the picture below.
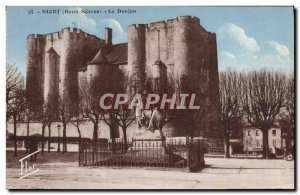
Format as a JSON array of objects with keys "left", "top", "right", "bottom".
[{"left": 105, "top": 28, "right": 112, "bottom": 46}]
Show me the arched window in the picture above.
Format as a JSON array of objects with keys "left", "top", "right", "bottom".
[
  {"left": 256, "top": 130, "right": 259, "bottom": 136},
  {"left": 272, "top": 130, "right": 276, "bottom": 136},
  {"left": 248, "top": 130, "right": 251, "bottom": 136}
]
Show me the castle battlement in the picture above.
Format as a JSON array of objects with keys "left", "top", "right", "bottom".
[
  {"left": 128, "top": 15, "right": 201, "bottom": 32},
  {"left": 27, "top": 27, "right": 104, "bottom": 42},
  {"left": 175, "top": 15, "right": 200, "bottom": 22}
]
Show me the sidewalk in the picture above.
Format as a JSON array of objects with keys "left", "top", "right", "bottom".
[{"left": 6, "top": 151, "right": 294, "bottom": 189}]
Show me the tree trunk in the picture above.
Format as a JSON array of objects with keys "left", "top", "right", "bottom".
[
  {"left": 286, "top": 126, "right": 291, "bottom": 149},
  {"left": 13, "top": 114, "right": 17, "bottom": 157},
  {"left": 26, "top": 119, "right": 30, "bottom": 137},
  {"left": 225, "top": 129, "right": 230, "bottom": 158},
  {"left": 26, "top": 119, "right": 30, "bottom": 153},
  {"left": 63, "top": 124, "right": 67, "bottom": 154},
  {"left": 160, "top": 127, "right": 167, "bottom": 149},
  {"left": 76, "top": 125, "right": 82, "bottom": 166},
  {"left": 93, "top": 122, "right": 98, "bottom": 141},
  {"left": 48, "top": 124, "right": 51, "bottom": 153},
  {"left": 76, "top": 125, "right": 82, "bottom": 149},
  {"left": 110, "top": 125, "right": 116, "bottom": 153},
  {"left": 122, "top": 126, "right": 128, "bottom": 152},
  {"left": 92, "top": 122, "right": 98, "bottom": 162},
  {"left": 41, "top": 123, "right": 46, "bottom": 155},
  {"left": 262, "top": 128, "right": 270, "bottom": 159},
  {"left": 76, "top": 126, "right": 82, "bottom": 143}
]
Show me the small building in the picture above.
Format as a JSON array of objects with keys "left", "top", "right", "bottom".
[{"left": 243, "top": 127, "right": 284, "bottom": 154}]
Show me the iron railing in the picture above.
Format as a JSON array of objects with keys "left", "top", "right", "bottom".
[{"left": 79, "top": 138, "right": 204, "bottom": 169}]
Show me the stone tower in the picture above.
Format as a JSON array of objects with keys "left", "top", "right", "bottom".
[
  {"left": 26, "top": 27, "right": 105, "bottom": 109},
  {"left": 127, "top": 16, "right": 220, "bottom": 136}
]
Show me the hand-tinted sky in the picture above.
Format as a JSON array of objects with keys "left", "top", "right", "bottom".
[{"left": 7, "top": 6, "right": 294, "bottom": 76}]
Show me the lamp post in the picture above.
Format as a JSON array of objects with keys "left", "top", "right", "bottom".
[{"left": 57, "top": 124, "right": 61, "bottom": 152}]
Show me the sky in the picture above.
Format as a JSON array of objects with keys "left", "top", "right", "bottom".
[{"left": 6, "top": 6, "right": 294, "bottom": 77}]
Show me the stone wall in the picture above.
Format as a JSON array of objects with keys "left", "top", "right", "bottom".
[{"left": 26, "top": 28, "right": 105, "bottom": 107}]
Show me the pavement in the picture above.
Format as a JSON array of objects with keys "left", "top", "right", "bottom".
[{"left": 6, "top": 151, "right": 294, "bottom": 189}]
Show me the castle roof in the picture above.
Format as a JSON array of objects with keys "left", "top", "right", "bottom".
[
  {"left": 106, "top": 43, "right": 127, "bottom": 65},
  {"left": 87, "top": 48, "right": 108, "bottom": 65},
  {"left": 45, "top": 47, "right": 58, "bottom": 54},
  {"left": 86, "top": 43, "right": 128, "bottom": 66},
  {"left": 153, "top": 59, "right": 165, "bottom": 66}
]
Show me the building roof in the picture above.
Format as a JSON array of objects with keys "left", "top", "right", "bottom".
[
  {"left": 45, "top": 47, "right": 58, "bottom": 54},
  {"left": 87, "top": 48, "right": 108, "bottom": 65},
  {"left": 106, "top": 43, "right": 128, "bottom": 65},
  {"left": 76, "top": 66, "right": 87, "bottom": 71},
  {"left": 153, "top": 59, "right": 165, "bottom": 66},
  {"left": 86, "top": 43, "right": 128, "bottom": 66}
]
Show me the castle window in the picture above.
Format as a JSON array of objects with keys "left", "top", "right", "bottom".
[
  {"left": 272, "top": 130, "right": 276, "bottom": 136},
  {"left": 256, "top": 130, "right": 259, "bottom": 136},
  {"left": 248, "top": 130, "right": 251, "bottom": 136}
]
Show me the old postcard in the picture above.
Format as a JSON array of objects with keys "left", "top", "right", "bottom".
[{"left": 6, "top": 6, "right": 295, "bottom": 190}]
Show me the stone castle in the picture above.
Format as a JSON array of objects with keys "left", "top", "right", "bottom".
[{"left": 26, "top": 16, "right": 220, "bottom": 137}]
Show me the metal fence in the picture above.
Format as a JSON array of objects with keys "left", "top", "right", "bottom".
[
  {"left": 79, "top": 138, "right": 204, "bottom": 169},
  {"left": 202, "top": 139, "right": 225, "bottom": 155}
]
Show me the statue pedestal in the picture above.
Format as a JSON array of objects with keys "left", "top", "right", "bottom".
[{"left": 129, "top": 127, "right": 165, "bottom": 152}]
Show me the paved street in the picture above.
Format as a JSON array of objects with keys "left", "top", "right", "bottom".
[{"left": 6, "top": 151, "right": 294, "bottom": 189}]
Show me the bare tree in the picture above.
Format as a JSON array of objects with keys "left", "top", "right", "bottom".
[
  {"left": 46, "top": 122, "right": 54, "bottom": 153},
  {"left": 24, "top": 102, "right": 35, "bottom": 137},
  {"left": 11, "top": 89, "right": 26, "bottom": 157},
  {"left": 6, "top": 64, "right": 26, "bottom": 157},
  {"left": 6, "top": 64, "right": 23, "bottom": 105},
  {"left": 79, "top": 66, "right": 124, "bottom": 143},
  {"left": 23, "top": 99, "right": 36, "bottom": 153},
  {"left": 280, "top": 75, "right": 294, "bottom": 149},
  {"left": 57, "top": 98, "right": 73, "bottom": 153},
  {"left": 45, "top": 103, "right": 56, "bottom": 153},
  {"left": 242, "top": 71, "right": 285, "bottom": 159},
  {"left": 175, "top": 70, "right": 211, "bottom": 140},
  {"left": 115, "top": 106, "right": 135, "bottom": 152},
  {"left": 79, "top": 79, "right": 103, "bottom": 142},
  {"left": 6, "top": 64, "right": 24, "bottom": 123},
  {"left": 70, "top": 103, "right": 85, "bottom": 148},
  {"left": 38, "top": 101, "right": 56, "bottom": 155},
  {"left": 219, "top": 72, "right": 243, "bottom": 158},
  {"left": 102, "top": 111, "right": 119, "bottom": 153}
]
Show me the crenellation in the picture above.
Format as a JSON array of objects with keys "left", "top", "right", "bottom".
[
  {"left": 166, "top": 19, "right": 174, "bottom": 28},
  {"left": 128, "top": 24, "right": 137, "bottom": 29},
  {"left": 52, "top": 32, "right": 60, "bottom": 40},
  {"left": 27, "top": 34, "right": 35, "bottom": 39},
  {"left": 36, "top": 34, "right": 44, "bottom": 39},
  {"left": 45, "top": 34, "right": 53, "bottom": 42},
  {"left": 62, "top": 27, "right": 71, "bottom": 34},
  {"left": 148, "top": 21, "right": 166, "bottom": 30}
]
